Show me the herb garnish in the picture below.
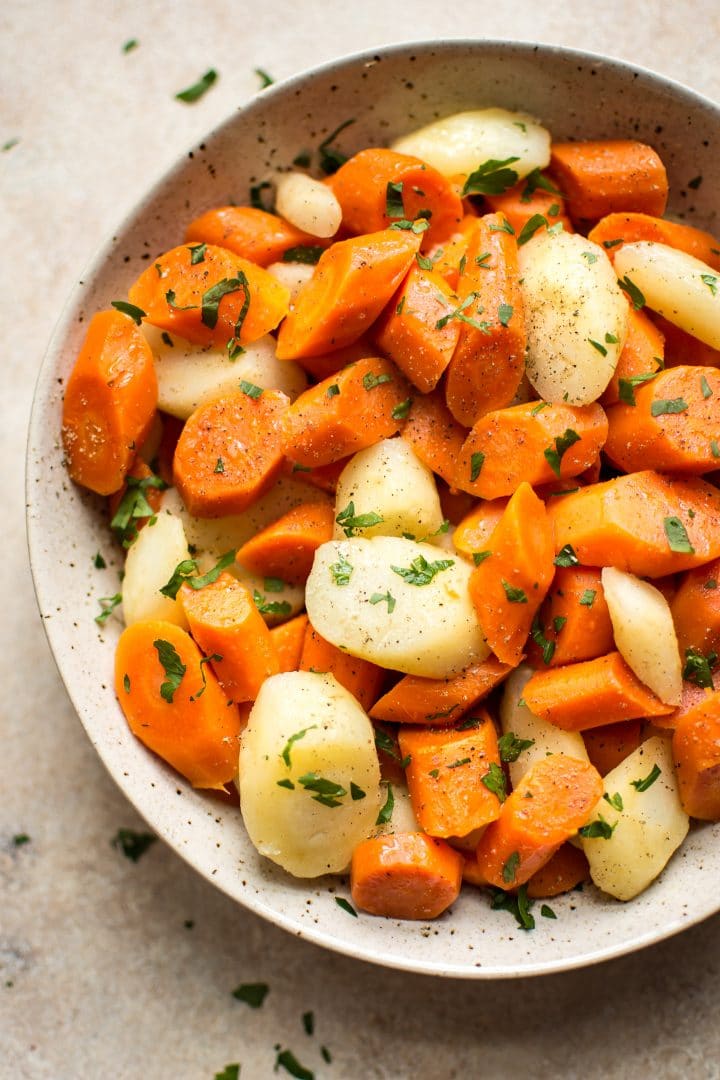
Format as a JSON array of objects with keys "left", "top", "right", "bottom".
[
  {"left": 683, "top": 647, "right": 718, "bottom": 689},
  {"left": 175, "top": 69, "right": 218, "bottom": 103},
  {"left": 298, "top": 772, "right": 347, "bottom": 808},
  {"left": 282, "top": 245, "right": 324, "bottom": 264},
  {"left": 330, "top": 553, "right": 353, "bottom": 586},
  {"left": 376, "top": 783, "right": 395, "bottom": 825},
  {"left": 392, "top": 398, "right": 413, "bottom": 420},
  {"left": 617, "top": 371, "right": 658, "bottom": 405},
  {"left": 370, "top": 591, "right": 396, "bottom": 613},
  {"left": 231, "top": 982, "right": 269, "bottom": 1007},
  {"left": 651, "top": 398, "right": 688, "bottom": 416},
  {"left": 462, "top": 157, "right": 520, "bottom": 197},
  {"left": 335, "top": 501, "right": 383, "bottom": 537},
  {"left": 112, "top": 828, "right": 156, "bottom": 862},
  {"left": 544, "top": 428, "right": 580, "bottom": 477},
  {"left": 618, "top": 275, "right": 645, "bottom": 309},
  {"left": 554, "top": 544, "right": 578, "bottom": 567},
  {"left": 362, "top": 371, "right": 392, "bottom": 390},
  {"left": 281, "top": 726, "right": 317, "bottom": 768},
  {"left": 95, "top": 593, "right": 122, "bottom": 626},
  {"left": 391, "top": 555, "right": 454, "bottom": 586},
  {"left": 578, "top": 815, "right": 616, "bottom": 839},
  {"left": 318, "top": 118, "right": 355, "bottom": 174},
  {"left": 334, "top": 896, "right": 358, "bottom": 917},
  {"left": 253, "top": 590, "right": 292, "bottom": 616},
  {"left": 111, "top": 300, "right": 146, "bottom": 324},
  {"left": 502, "top": 581, "right": 528, "bottom": 604},
  {"left": 470, "top": 451, "right": 485, "bottom": 482},
  {"left": 502, "top": 851, "right": 520, "bottom": 884},
  {"left": 153, "top": 639, "right": 186, "bottom": 703},
  {"left": 254, "top": 68, "right": 274, "bottom": 88},
  {"left": 631, "top": 764, "right": 662, "bottom": 792},
  {"left": 110, "top": 471, "right": 167, "bottom": 547},
  {"left": 160, "top": 550, "right": 235, "bottom": 600},
  {"left": 274, "top": 1048, "right": 315, "bottom": 1080}
]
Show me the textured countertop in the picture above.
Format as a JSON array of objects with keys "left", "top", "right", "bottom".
[{"left": 4, "top": 4, "right": 720, "bottom": 1077}]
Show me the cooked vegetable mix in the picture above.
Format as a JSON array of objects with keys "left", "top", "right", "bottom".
[{"left": 63, "top": 103, "right": 720, "bottom": 922}]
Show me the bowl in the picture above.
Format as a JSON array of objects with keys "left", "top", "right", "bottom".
[{"left": 27, "top": 39, "right": 720, "bottom": 978}]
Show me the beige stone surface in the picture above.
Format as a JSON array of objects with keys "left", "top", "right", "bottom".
[{"left": 3, "top": 3, "right": 720, "bottom": 1077}]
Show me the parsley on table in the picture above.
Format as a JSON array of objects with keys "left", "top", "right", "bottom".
[
  {"left": 214, "top": 1065, "right": 240, "bottom": 1080},
  {"left": 663, "top": 516, "right": 695, "bottom": 554},
  {"left": 274, "top": 1049, "right": 315, "bottom": 1080},
  {"left": 544, "top": 428, "right": 580, "bottom": 477},
  {"left": 231, "top": 982, "right": 269, "bottom": 1007},
  {"left": 254, "top": 67, "right": 274, "bottom": 88},
  {"left": 175, "top": 69, "right": 218, "bottom": 103},
  {"left": 112, "top": 828, "right": 156, "bottom": 862},
  {"left": 498, "top": 732, "right": 534, "bottom": 763}
]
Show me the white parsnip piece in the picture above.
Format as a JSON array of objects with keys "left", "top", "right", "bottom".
[
  {"left": 122, "top": 510, "right": 190, "bottom": 628},
  {"left": 275, "top": 172, "right": 342, "bottom": 238},
  {"left": 266, "top": 260, "right": 315, "bottom": 303}
]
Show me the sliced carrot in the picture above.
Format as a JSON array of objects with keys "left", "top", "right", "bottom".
[
  {"left": 398, "top": 710, "right": 503, "bottom": 838},
  {"left": 672, "top": 691, "right": 720, "bottom": 819},
  {"left": 656, "top": 674, "right": 720, "bottom": 731},
  {"left": 583, "top": 719, "right": 643, "bottom": 776},
  {"left": 269, "top": 613, "right": 309, "bottom": 673},
  {"left": 280, "top": 356, "right": 408, "bottom": 467},
  {"left": 670, "top": 557, "right": 720, "bottom": 658},
  {"left": 469, "top": 483, "right": 555, "bottom": 666},
  {"left": 525, "top": 842, "right": 590, "bottom": 899},
  {"left": 453, "top": 498, "right": 508, "bottom": 559},
  {"left": 288, "top": 339, "right": 376, "bottom": 382},
  {"left": 173, "top": 388, "right": 289, "bottom": 517},
  {"left": 526, "top": 567, "right": 614, "bottom": 669},
  {"left": 436, "top": 479, "right": 477, "bottom": 526},
  {"left": 522, "top": 652, "right": 674, "bottom": 731},
  {"left": 652, "top": 313, "right": 720, "bottom": 369},
  {"left": 275, "top": 229, "right": 421, "bottom": 359},
  {"left": 401, "top": 390, "right": 469, "bottom": 487},
  {"left": 282, "top": 455, "right": 349, "bottom": 495},
  {"left": 184, "top": 205, "right": 329, "bottom": 267},
  {"left": 444, "top": 213, "right": 525, "bottom": 427},
  {"left": 600, "top": 307, "right": 665, "bottom": 407},
  {"left": 456, "top": 400, "right": 607, "bottom": 500},
  {"left": 328, "top": 148, "right": 463, "bottom": 246},
  {"left": 474, "top": 755, "right": 603, "bottom": 888},
  {"left": 370, "top": 657, "right": 512, "bottom": 726},
  {"left": 484, "top": 176, "right": 573, "bottom": 237},
  {"left": 426, "top": 215, "right": 480, "bottom": 291},
  {"left": 114, "top": 620, "right": 242, "bottom": 789},
  {"left": 547, "top": 471, "right": 720, "bottom": 577},
  {"left": 350, "top": 832, "right": 463, "bottom": 919},
  {"left": 548, "top": 140, "right": 668, "bottom": 221},
  {"left": 373, "top": 264, "right": 460, "bottom": 392},
  {"left": 128, "top": 243, "right": 289, "bottom": 347},
  {"left": 236, "top": 499, "right": 334, "bottom": 585},
  {"left": 587, "top": 211, "right": 720, "bottom": 272},
  {"left": 62, "top": 309, "right": 157, "bottom": 495},
  {"left": 179, "top": 572, "right": 279, "bottom": 703},
  {"left": 604, "top": 365, "right": 720, "bottom": 475},
  {"left": 299, "top": 625, "right": 385, "bottom": 712}
]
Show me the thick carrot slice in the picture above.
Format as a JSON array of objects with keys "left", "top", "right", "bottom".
[
  {"left": 299, "top": 625, "right": 385, "bottom": 712},
  {"left": 374, "top": 264, "right": 460, "bottom": 392},
  {"left": 179, "top": 572, "right": 279, "bottom": 703},
  {"left": 583, "top": 719, "right": 643, "bottom": 776},
  {"left": 444, "top": 213, "right": 526, "bottom": 427},
  {"left": 526, "top": 567, "right": 614, "bottom": 669},
  {"left": 427, "top": 215, "right": 480, "bottom": 291},
  {"left": 173, "top": 388, "right": 289, "bottom": 517},
  {"left": 280, "top": 356, "right": 408, "bottom": 467},
  {"left": 604, "top": 365, "right": 720, "bottom": 475},
  {"left": 128, "top": 244, "right": 289, "bottom": 347},
  {"left": 269, "top": 613, "right": 308, "bottom": 673},
  {"left": 654, "top": 674, "right": 720, "bottom": 731},
  {"left": 588, "top": 211, "right": 720, "bottom": 272},
  {"left": 453, "top": 498, "right": 507, "bottom": 559},
  {"left": 548, "top": 140, "right": 668, "bottom": 220},
  {"left": 547, "top": 471, "right": 720, "bottom": 577},
  {"left": 62, "top": 310, "right": 157, "bottom": 495},
  {"left": 184, "top": 205, "right": 329, "bottom": 267},
  {"left": 350, "top": 832, "right": 463, "bottom": 919},
  {"left": 282, "top": 455, "right": 349, "bottom": 495},
  {"left": 522, "top": 652, "right": 674, "bottom": 731},
  {"left": 600, "top": 307, "right": 665, "bottom": 408},
  {"left": 474, "top": 755, "right": 603, "bottom": 888},
  {"left": 525, "top": 842, "right": 590, "bottom": 898},
  {"left": 236, "top": 499, "right": 334, "bottom": 585},
  {"left": 469, "top": 483, "right": 555, "bottom": 666},
  {"left": 329, "top": 148, "right": 463, "bottom": 246},
  {"left": 652, "top": 313, "right": 720, "bottom": 369},
  {"left": 114, "top": 620, "right": 242, "bottom": 789},
  {"left": 671, "top": 557, "right": 720, "bottom": 658},
  {"left": 398, "top": 711, "right": 504, "bottom": 838},
  {"left": 456, "top": 401, "right": 607, "bottom": 500},
  {"left": 673, "top": 691, "right": 720, "bottom": 819},
  {"left": 437, "top": 479, "right": 477, "bottom": 525},
  {"left": 275, "top": 230, "right": 421, "bottom": 359},
  {"left": 370, "top": 657, "right": 512, "bottom": 726},
  {"left": 401, "top": 390, "right": 469, "bottom": 486},
  {"left": 484, "top": 177, "right": 573, "bottom": 237}
]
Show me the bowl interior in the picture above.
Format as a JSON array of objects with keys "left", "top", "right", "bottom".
[{"left": 27, "top": 40, "right": 720, "bottom": 978}]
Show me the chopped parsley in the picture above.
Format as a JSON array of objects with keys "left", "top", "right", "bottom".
[
  {"left": 214, "top": 457, "right": 224, "bottom": 474},
  {"left": 541, "top": 904, "right": 557, "bottom": 919},
  {"left": 683, "top": 647, "right": 718, "bottom": 689},
  {"left": 663, "top": 516, "right": 695, "bottom": 554},
  {"left": 470, "top": 451, "right": 485, "bottom": 482},
  {"left": 502, "top": 851, "right": 520, "bottom": 884},
  {"left": 274, "top": 1048, "right": 315, "bottom": 1080},
  {"left": 201, "top": 274, "right": 250, "bottom": 352},
  {"left": 350, "top": 782, "right": 366, "bottom": 801},
  {"left": 517, "top": 213, "right": 549, "bottom": 246},
  {"left": 110, "top": 300, "right": 145, "bottom": 324},
  {"left": 617, "top": 370, "right": 658, "bottom": 405},
  {"left": 160, "top": 550, "right": 235, "bottom": 600},
  {"left": 215, "top": 1067, "right": 240, "bottom": 1080},
  {"left": 298, "top": 772, "right": 347, "bottom": 808},
  {"left": 578, "top": 815, "right": 615, "bottom": 840},
  {"left": 489, "top": 884, "right": 534, "bottom": 930},
  {"left": 122, "top": 39, "right": 139, "bottom": 53},
  {"left": 481, "top": 762, "right": 507, "bottom": 802},
  {"left": 374, "top": 729, "right": 410, "bottom": 768},
  {"left": 604, "top": 792, "right": 624, "bottom": 812},
  {"left": 502, "top": 581, "right": 528, "bottom": 604},
  {"left": 112, "top": 828, "right": 156, "bottom": 862},
  {"left": 253, "top": 590, "right": 292, "bottom": 617},
  {"left": 13, "top": 834, "right": 30, "bottom": 847},
  {"left": 588, "top": 338, "right": 607, "bottom": 356},
  {"left": 391, "top": 555, "right": 454, "bottom": 586},
  {"left": 95, "top": 593, "right": 122, "bottom": 626},
  {"left": 282, "top": 245, "right": 324, "bottom": 264},
  {"left": 701, "top": 375, "right": 714, "bottom": 399},
  {"left": 385, "top": 180, "right": 405, "bottom": 219},
  {"left": 462, "top": 157, "right": 520, "bottom": 197},
  {"left": 370, "top": 591, "right": 396, "bottom": 613},
  {"left": 281, "top": 726, "right": 317, "bottom": 768},
  {"left": 701, "top": 273, "right": 718, "bottom": 296},
  {"left": 362, "top": 371, "right": 392, "bottom": 390},
  {"left": 530, "top": 614, "right": 555, "bottom": 666},
  {"left": 435, "top": 292, "right": 491, "bottom": 334},
  {"left": 326, "top": 383, "right": 340, "bottom": 397},
  {"left": 302, "top": 1011, "right": 314, "bottom": 1036},
  {"left": 520, "top": 168, "right": 561, "bottom": 203},
  {"left": 175, "top": 69, "right": 218, "bottom": 103},
  {"left": 498, "top": 732, "right": 535, "bottom": 763},
  {"left": 392, "top": 397, "right": 413, "bottom": 419},
  {"left": 335, "top": 896, "right": 357, "bottom": 917},
  {"left": 188, "top": 242, "right": 207, "bottom": 264},
  {"left": 254, "top": 68, "right": 274, "bottom": 88},
  {"left": 651, "top": 398, "right": 688, "bottom": 416},
  {"left": 376, "top": 783, "right": 395, "bottom": 825},
  {"left": 618, "top": 275, "right": 645, "bottom": 309},
  {"left": 554, "top": 544, "right": 578, "bottom": 567},
  {"left": 473, "top": 551, "right": 491, "bottom": 566},
  {"left": 329, "top": 553, "right": 353, "bottom": 586},
  {"left": 153, "top": 639, "right": 186, "bottom": 703},
  {"left": 631, "top": 764, "right": 662, "bottom": 792},
  {"left": 579, "top": 589, "right": 596, "bottom": 607},
  {"left": 318, "top": 117, "right": 355, "bottom": 175},
  {"left": 335, "top": 501, "right": 383, "bottom": 537},
  {"left": 231, "top": 982, "right": 269, "bottom": 1007},
  {"left": 498, "top": 302, "right": 513, "bottom": 327},
  {"left": 544, "top": 428, "right": 580, "bottom": 478}
]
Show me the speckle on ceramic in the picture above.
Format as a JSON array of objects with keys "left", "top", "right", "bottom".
[{"left": 26, "top": 40, "right": 720, "bottom": 978}]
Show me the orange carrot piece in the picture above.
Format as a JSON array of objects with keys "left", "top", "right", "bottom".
[
  {"left": 275, "top": 229, "right": 421, "bottom": 359},
  {"left": 373, "top": 264, "right": 460, "bottom": 392},
  {"left": 548, "top": 140, "right": 668, "bottom": 221},
  {"left": 436, "top": 479, "right": 477, "bottom": 526},
  {"left": 269, "top": 613, "right": 309, "bottom": 673},
  {"left": 525, "top": 842, "right": 590, "bottom": 898},
  {"left": 398, "top": 711, "right": 504, "bottom": 838},
  {"left": 444, "top": 213, "right": 526, "bottom": 427},
  {"left": 600, "top": 308, "right": 665, "bottom": 407},
  {"left": 329, "top": 148, "right": 463, "bottom": 247},
  {"left": 236, "top": 499, "right": 334, "bottom": 585},
  {"left": 282, "top": 455, "right": 349, "bottom": 495},
  {"left": 522, "top": 652, "right": 674, "bottom": 731},
  {"left": 526, "top": 567, "right": 614, "bottom": 670},
  {"left": 62, "top": 310, "right": 157, "bottom": 495},
  {"left": 299, "top": 625, "right": 385, "bottom": 712},
  {"left": 184, "top": 205, "right": 329, "bottom": 267},
  {"left": 671, "top": 557, "right": 720, "bottom": 658},
  {"left": 583, "top": 719, "right": 643, "bottom": 776},
  {"left": 672, "top": 691, "right": 720, "bottom": 819},
  {"left": 179, "top": 572, "right": 279, "bottom": 703},
  {"left": 547, "top": 471, "right": 720, "bottom": 577},
  {"left": 587, "top": 212, "right": 720, "bottom": 272},
  {"left": 604, "top": 365, "right": 720, "bottom": 475},
  {"left": 484, "top": 177, "right": 573, "bottom": 237},
  {"left": 114, "top": 620, "right": 242, "bottom": 789},
  {"left": 370, "top": 657, "right": 512, "bottom": 726},
  {"left": 654, "top": 674, "right": 720, "bottom": 731},
  {"left": 128, "top": 244, "right": 289, "bottom": 347},
  {"left": 652, "top": 313, "right": 720, "bottom": 369},
  {"left": 173, "top": 388, "right": 289, "bottom": 517},
  {"left": 350, "top": 832, "right": 463, "bottom": 919},
  {"left": 280, "top": 356, "right": 408, "bottom": 467},
  {"left": 401, "top": 390, "right": 469, "bottom": 487},
  {"left": 426, "top": 215, "right": 480, "bottom": 291},
  {"left": 107, "top": 458, "right": 164, "bottom": 531},
  {"left": 453, "top": 498, "right": 508, "bottom": 559},
  {"left": 474, "top": 755, "right": 603, "bottom": 888},
  {"left": 288, "top": 339, "right": 377, "bottom": 382},
  {"left": 456, "top": 400, "right": 607, "bottom": 500}
]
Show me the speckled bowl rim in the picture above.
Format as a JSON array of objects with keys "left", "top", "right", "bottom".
[{"left": 27, "top": 38, "right": 720, "bottom": 978}]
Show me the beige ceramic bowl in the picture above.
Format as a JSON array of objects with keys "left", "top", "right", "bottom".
[{"left": 27, "top": 40, "right": 720, "bottom": 977}]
